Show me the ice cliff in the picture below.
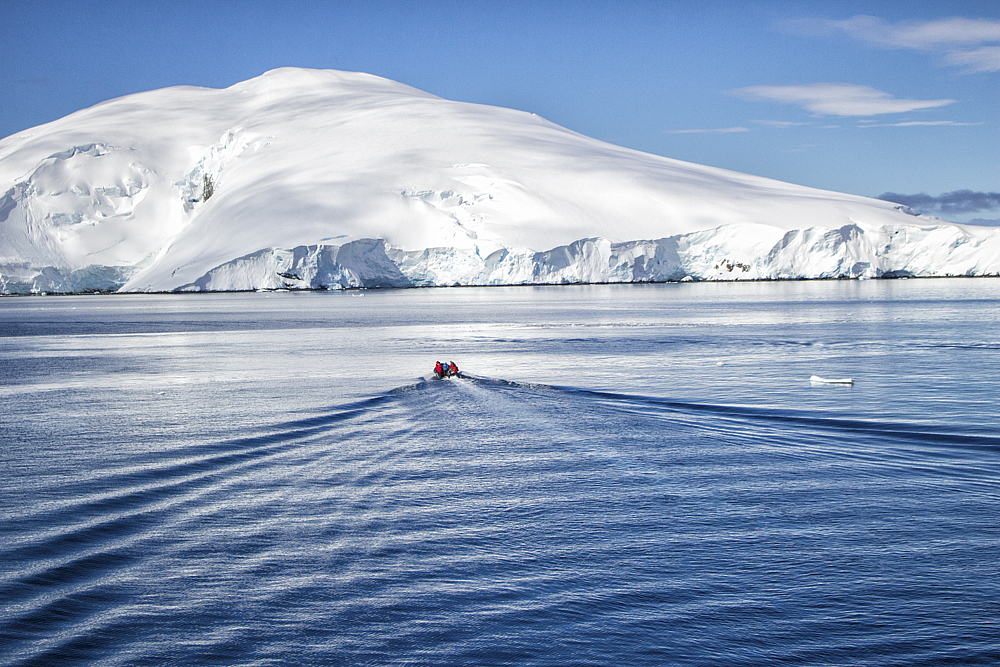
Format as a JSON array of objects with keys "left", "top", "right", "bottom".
[{"left": 1, "top": 67, "right": 997, "bottom": 294}]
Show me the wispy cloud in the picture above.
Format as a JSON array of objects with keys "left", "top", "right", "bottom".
[
  {"left": 858, "top": 120, "right": 984, "bottom": 127},
  {"left": 731, "top": 83, "right": 953, "bottom": 116},
  {"left": 751, "top": 120, "right": 811, "bottom": 128},
  {"left": 790, "top": 15, "right": 1000, "bottom": 73},
  {"left": 665, "top": 127, "right": 750, "bottom": 134},
  {"left": 877, "top": 190, "right": 1000, "bottom": 216},
  {"left": 944, "top": 45, "right": 1000, "bottom": 72}
]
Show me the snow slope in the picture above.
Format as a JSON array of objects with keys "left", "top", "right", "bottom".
[{"left": 1, "top": 67, "right": 997, "bottom": 293}]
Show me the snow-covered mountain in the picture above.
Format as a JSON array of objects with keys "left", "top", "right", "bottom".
[{"left": 1, "top": 67, "right": 997, "bottom": 294}]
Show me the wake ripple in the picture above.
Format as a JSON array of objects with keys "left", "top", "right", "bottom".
[
  {"left": 3, "top": 376, "right": 999, "bottom": 666},
  {"left": 462, "top": 373, "right": 1000, "bottom": 449}
]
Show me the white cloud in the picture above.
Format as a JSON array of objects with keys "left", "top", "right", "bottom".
[
  {"left": 830, "top": 16, "right": 1000, "bottom": 47},
  {"left": 665, "top": 126, "right": 750, "bottom": 134},
  {"left": 796, "top": 15, "right": 1000, "bottom": 73},
  {"left": 751, "top": 120, "right": 810, "bottom": 128},
  {"left": 944, "top": 45, "right": 1000, "bottom": 73},
  {"left": 732, "top": 83, "right": 954, "bottom": 116},
  {"left": 859, "top": 120, "right": 984, "bottom": 127}
]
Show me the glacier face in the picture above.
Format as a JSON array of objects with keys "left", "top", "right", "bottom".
[
  {"left": 0, "top": 67, "right": 997, "bottom": 294},
  {"left": 163, "top": 222, "right": 1000, "bottom": 294}
]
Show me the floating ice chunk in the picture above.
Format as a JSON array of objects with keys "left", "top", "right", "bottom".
[{"left": 810, "top": 375, "right": 854, "bottom": 385}]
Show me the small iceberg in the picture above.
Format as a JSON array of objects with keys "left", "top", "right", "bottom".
[{"left": 810, "top": 375, "right": 854, "bottom": 385}]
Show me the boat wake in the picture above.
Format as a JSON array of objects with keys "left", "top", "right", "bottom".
[{"left": 4, "top": 373, "right": 999, "bottom": 666}]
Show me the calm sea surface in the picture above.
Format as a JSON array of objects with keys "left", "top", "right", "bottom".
[{"left": 1, "top": 279, "right": 998, "bottom": 666}]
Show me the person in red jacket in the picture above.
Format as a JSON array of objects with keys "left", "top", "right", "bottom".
[{"left": 434, "top": 361, "right": 444, "bottom": 377}]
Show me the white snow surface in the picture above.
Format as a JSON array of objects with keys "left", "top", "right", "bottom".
[{"left": 1, "top": 67, "right": 997, "bottom": 293}]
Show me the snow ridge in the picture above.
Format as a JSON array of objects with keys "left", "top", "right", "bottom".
[{"left": 1, "top": 67, "right": 998, "bottom": 294}]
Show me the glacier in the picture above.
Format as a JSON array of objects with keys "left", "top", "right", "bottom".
[{"left": 1, "top": 67, "right": 997, "bottom": 294}]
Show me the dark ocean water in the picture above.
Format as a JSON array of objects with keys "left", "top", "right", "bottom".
[{"left": 1, "top": 280, "right": 999, "bottom": 666}]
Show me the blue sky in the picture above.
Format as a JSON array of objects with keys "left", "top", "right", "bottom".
[{"left": 2, "top": 0, "right": 998, "bottom": 222}]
